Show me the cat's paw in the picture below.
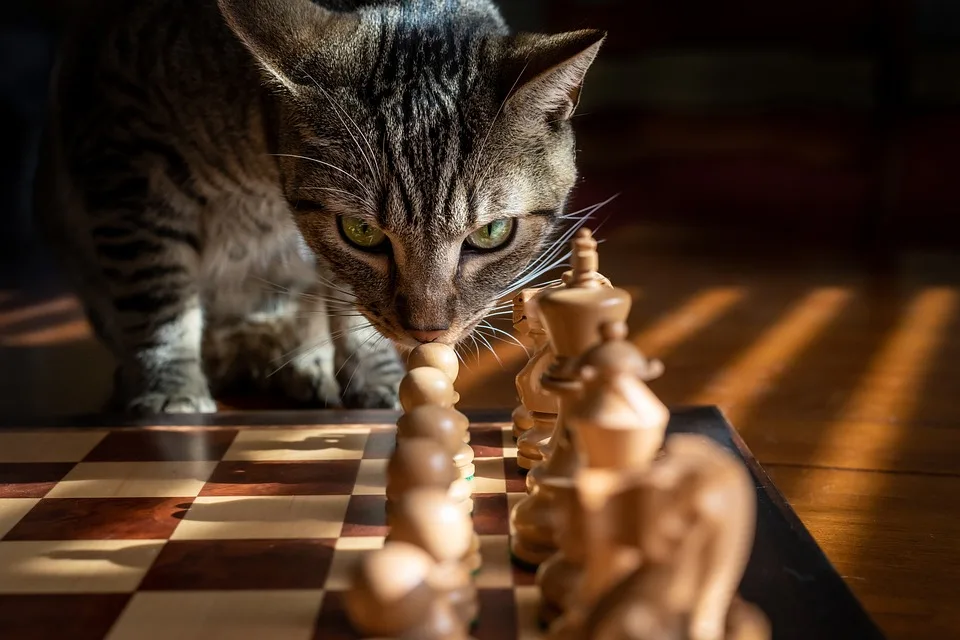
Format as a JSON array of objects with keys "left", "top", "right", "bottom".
[
  {"left": 128, "top": 391, "right": 218, "bottom": 414},
  {"left": 342, "top": 383, "right": 401, "bottom": 410},
  {"left": 280, "top": 363, "right": 343, "bottom": 408}
]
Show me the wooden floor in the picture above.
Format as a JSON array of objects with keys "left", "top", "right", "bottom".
[{"left": 2, "top": 224, "right": 959, "bottom": 639}]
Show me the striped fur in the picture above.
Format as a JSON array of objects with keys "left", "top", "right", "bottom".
[{"left": 33, "top": 0, "right": 604, "bottom": 414}]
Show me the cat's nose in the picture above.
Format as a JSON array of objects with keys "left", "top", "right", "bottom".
[{"left": 409, "top": 329, "right": 446, "bottom": 344}]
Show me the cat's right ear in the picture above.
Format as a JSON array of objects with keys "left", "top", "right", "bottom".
[{"left": 218, "top": 0, "right": 359, "bottom": 91}]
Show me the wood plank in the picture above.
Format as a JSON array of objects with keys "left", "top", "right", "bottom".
[{"left": 766, "top": 465, "right": 960, "bottom": 640}]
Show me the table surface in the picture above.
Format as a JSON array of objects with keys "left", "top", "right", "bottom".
[{"left": 0, "top": 407, "right": 887, "bottom": 640}]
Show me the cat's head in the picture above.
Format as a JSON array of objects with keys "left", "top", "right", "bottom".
[{"left": 219, "top": 0, "right": 604, "bottom": 350}]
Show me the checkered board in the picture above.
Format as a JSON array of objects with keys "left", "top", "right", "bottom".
[
  {"left": 0, "top": 408, "right": 889, "bottom": 640},
  {"left": 0, "top": 417, "right": 541, "bottom": 640}
]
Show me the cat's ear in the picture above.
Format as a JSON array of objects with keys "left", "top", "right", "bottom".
[
  {"left": 502, "top": 29, "right": 606, "bottom": 122},
  {"left": 218, "top": 0, "right": 359, "bottom": 91}
]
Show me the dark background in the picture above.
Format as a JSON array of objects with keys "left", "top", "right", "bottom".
[{"left": 3, "top": 0, "right": 960, "bottom": 265}]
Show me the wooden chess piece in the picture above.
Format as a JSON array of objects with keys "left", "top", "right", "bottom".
[
  {"left": 580, "top": 434, "right": 769, "bottom": 640},
  {"left": 345, "top": 541, "right": 470, "bottom": 639},
  {"left": 386, "top": 437, "right": 464, "bottom": 512},
  {"left": 510, "top": 228, "right": 632, "bottom": 570},
  {"left": 515, "top": 287, "right": 561, "bottom": 469},
  {"left": 408, "top": 343, "right": 461, "bottom": 404},
  {"left": 400, "top": 365, "right": 471, "bottom": 444},
  {"left": 511, "top": 288, "right": 552, "bottom": 442},
  {"left": 571, "top": 319, "right": 668, "bottom": 470},
  {"left": 396, "top": 404, "right": 479, "bottom": 548},
  {"left": 387, "top": 487, "right": 481, "bottom": 627}
]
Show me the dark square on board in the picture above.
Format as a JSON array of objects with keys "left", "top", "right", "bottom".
[
  {"left": 0, "top": 594, "right": 131, "bottom": 640},
  {"left": 3, "top": 497, "right": 191, "bottom": 540},
  {"left": 341, "top": 495, "right": 388, "bottom": 537},
  {"left": 84, "top": 429, "right": 238, "bottom": 462},
  {"left": 139, "top": 539, "right": 336, "bottom": 590},
  {"left": 199, "top": 460, "right": 361, "bottom": 496},
  {"left": 0, "top": 463, "right": 76, "bottom": 498}
]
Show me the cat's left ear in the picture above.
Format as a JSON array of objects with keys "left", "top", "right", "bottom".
[
  {"left": 502, "top": 29, "right": 607, "bottom": 122},
  {"left": 218, "top": 0, "right": 360, "bottom": 91}
]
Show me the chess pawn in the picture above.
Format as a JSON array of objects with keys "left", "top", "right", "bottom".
[
  {"left": 387, "top": 487, "right": 481, "bottom": 627},
  {"left": 570, "top": 320, "right": 668, "bottom": 470},
  {"left": 386, "top": 437, "right": 463, "bottom": 512},
  {"left": 400, "top": 366, "right": 471, "bottom": 444},
  {"left": 408, "top": 343, "right": 461, "bottom": 405},
  {"left": 397, "top": 404, "right": 475, "bottom": 515},
  {"left": 511, "top": 405, "right": 534, "bottom": 441},
  {"left": 345, "top": 541, "right": 469, "bottom": 639}
]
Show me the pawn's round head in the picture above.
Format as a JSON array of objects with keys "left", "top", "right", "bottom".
[
  {"left": 389, "top": 487, "right": 473, "bottom": 562},
  {"left": 399, "top": 367, "right": 456, "bottom": 412},
  {"left": 407, "top": 343, "right": 459, "bottom": 383},
  {"left": 345, "top": 541, "right": 435, "bottom": 636}
]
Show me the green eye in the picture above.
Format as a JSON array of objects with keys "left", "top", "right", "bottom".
[
  {"left": 339, "top": 215, "right": 387, "bottom": 249},
  {"left": 465, "top": 219, "right": 515, "bottom": 251}
]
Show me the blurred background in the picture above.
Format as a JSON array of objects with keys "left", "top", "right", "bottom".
[{"left": 1, "top": 2, "right": 959, "bottom": 638}]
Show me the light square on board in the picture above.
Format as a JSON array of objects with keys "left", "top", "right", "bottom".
[
  {"left": 0, "top": 499, "right": 41, "bottom": 538},
  {"left": 0, "top": 540, "right": 165, "bottom": 593},
  {"left": 223, "top": 427, "right": 369, "bottom": 461},
  {"left": 352, "top": 459, "right": 386, "bottom": 495},
  {"left": 105, "top": 590, "right": 326, "bottom": 640},
  {"left": 474, "top": 534, "right": 514, "bottom": 589},
  {"left": 170, "top": 495, "right": 350, "bottom": 540},
  {"left": 0, "top": 431, "right": 106, "bottom": 463},
  {"left": 44, "top": 462, "right": 218, "bottom": 499},
  {"left": 472, "top": 457, "right": 507, "bottom": 494},
  {"left": 325, "top": 537, "right": 384, "bottom": 591}
]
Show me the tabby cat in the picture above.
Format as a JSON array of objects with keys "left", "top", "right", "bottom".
[{"left": 33, "top": 0, "right": 605, "bottom": 414}]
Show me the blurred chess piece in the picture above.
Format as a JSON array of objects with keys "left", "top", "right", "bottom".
[
  {"left": 387, "top": 487, "right": 481, "bottom": 625},
  {"left": 387, "top": 437, "right": 470, "bottom": 513},
  {"left": 510, "top": 228, "right": 632, "bottom": 572},
  {"left": 345, "top": 541, "right": 470, "bottom": 639},
  {"left": 511, "top": 288, "right": 553, "bottom": 444},
  {"left": 398, "top": 404, "right": 475, "bottom": 492},
  {"left": 400, "top": 365, "right": 470, "bottom": 444},
  {"left": 578, "top": 434, "right": 770, "bottom": 640}
]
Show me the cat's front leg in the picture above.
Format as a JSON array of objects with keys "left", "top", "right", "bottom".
[
  {"left": 332, "top": 314, "right": 404, "bottom": 410},
  {"left": 108, "top": 285, "right": 216, "bottom": 415}
]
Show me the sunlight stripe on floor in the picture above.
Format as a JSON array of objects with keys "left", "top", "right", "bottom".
[
  {"left": 632, "top": 287, "right": 747, "bottom": 358},
  {"left": 686, "top": 287, "right": 853, "bottom": 426}
]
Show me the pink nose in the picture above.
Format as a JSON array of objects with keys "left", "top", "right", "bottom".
[{"left": 409, "top": 329, "right": 446, "bottom": 344}]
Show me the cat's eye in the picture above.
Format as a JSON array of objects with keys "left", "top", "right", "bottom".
[
  {"left": 339, "top": 215, "right": 387, "bottom": 250},
  {"left": 465, "top": 219, "right": 515, "bottom": 251}
]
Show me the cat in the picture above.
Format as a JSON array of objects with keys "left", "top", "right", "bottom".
[{"left": 32, "top": 0, "right": 605, "bottom": 414}]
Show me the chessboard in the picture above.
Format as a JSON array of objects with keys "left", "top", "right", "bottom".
[{"left": 0, "top": 407, "right": 885, "bottom": 640}]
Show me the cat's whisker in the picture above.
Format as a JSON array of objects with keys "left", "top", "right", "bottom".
[
  {"left": 342, "top": 333, "right": 386, "bottom": 395},
  {"left": 301, "top": 186, "right": 371, "bottom": 207},
  {"left": 271, "top": 153, "right": 376, "bottom": 203},
  {"left": 507, "top": 194, "right": 618, "bottom": 290},
  {"left": 480, "top": 320, "right": 528, "bottom": 356},
  {"left": 470, "top": 59, "right": 531, "bottom": 201},
  {"left": 474, "top": 329, "right": 505, "bottom": 369},
  {"left": 268, "top": 322, "right": 369, "bottom": 377},
  {"left": 304, "top": 72, "right": 382, "bottom": 185},
  {"left": 334, "top": 326, "right": 379, "bottom": 380}
]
